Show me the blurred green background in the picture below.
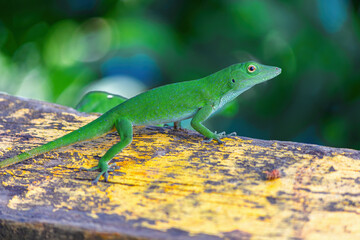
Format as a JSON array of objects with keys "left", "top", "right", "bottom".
[{"left": 0, "top": 0, "right": 359, "bottom": 149}]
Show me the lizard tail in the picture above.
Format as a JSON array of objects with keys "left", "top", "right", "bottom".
[{"left": 0, "top": 113, "right": 115, "bottom": 168}]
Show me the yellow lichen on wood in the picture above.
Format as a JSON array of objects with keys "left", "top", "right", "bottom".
[{"left": 1, "top": 93, "right": 360, "bottom": 239}]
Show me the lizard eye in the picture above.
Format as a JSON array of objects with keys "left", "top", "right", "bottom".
[
  {"left": 247, "top": 65, "right": 256, "bottom": 73},
  {"left": 232, "top": 79, "right": 235, "bottom": 83}
]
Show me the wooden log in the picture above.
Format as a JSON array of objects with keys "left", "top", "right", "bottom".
[{"left": 0, "top": 92, "right": 359, "bottom": 239}]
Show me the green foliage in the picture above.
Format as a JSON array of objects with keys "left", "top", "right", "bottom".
[{"left": 0, "top": 0, "right": 359, "bottom": 149}]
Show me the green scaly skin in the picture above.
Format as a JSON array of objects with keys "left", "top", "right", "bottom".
[
  {"left": 76, "top": 91, "right": 128, "bottom": 114},
  {"left": 0, "top": 61, "right": 281, "bottom": 184},
  {"left": 76, "top": 91, "right": 182, "bottom": 129}
]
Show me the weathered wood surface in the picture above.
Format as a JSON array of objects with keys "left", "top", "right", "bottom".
[{"left": 0, "top": 92, "right": 359, "bottom": 240}]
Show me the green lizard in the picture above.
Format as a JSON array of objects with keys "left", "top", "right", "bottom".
[{"left": 0, "top": 61, "right": 281, "bottom": 184}]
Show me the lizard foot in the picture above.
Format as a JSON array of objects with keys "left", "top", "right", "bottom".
[
  {"left": 80, "top": 166, "right": 99, "bottom": 171},
  {"left": 202, "top": 131, "right": 237, "bottom": 144},
  {"left": 81, "top": 162, "right": 119, "bottom": 185}
]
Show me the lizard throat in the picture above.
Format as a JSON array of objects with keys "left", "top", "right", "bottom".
[{"left": 216, "top": 86, "right": 252, "bottom": 111}]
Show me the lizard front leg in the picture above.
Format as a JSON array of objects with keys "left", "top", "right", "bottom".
[{"left": 191, "top": 105, "right": 234, "bottom": 144}]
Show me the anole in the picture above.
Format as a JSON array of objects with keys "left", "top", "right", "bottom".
[{"left": 0, "top": 61, "right": 281, "bottom": 184}]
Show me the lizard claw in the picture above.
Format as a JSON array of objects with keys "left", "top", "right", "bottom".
[
  {"left": 104, "top": 171, "right": 109, "bottom": 182},
  {"left": 202, "top": 138, "right": 225, "bottom": 144},
  {"left": 108, "top": 163, "right": 120, "bottom": 171},
  {"left": 80, "top": 166, "right": 99, "bottom": 171},
  {"left": 84, "top": 162, "right": 119, "bottom": 184},
  {"left": 202, "top": 131, "right": 236, "bottom": 144},
  {"left": 91, "top": 169, "right": 109, "bottom": 185},
  {"left": 217, "top": 131, "right": 236, "bottom": 138},
  {"left": 91, "top": 172, "right": 103, "bottom": 185},
  {"left": 201, "top": 138, "right": 213, "bottom": 143}
]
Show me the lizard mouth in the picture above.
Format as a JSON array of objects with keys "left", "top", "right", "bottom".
[
  {"left": 274, "top": 67, "right": 282, "bottom": 76},
  {"left": 257, "top": 66, "right": 282, "bottom": 83}
]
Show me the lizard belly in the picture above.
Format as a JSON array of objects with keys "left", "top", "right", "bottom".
[{"left": 132, "top": 109, "right": 198, "bottom": 126}]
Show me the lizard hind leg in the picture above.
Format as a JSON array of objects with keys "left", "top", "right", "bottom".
[{"left": 83, "top": 118, "right": 133, "bottom": 184}]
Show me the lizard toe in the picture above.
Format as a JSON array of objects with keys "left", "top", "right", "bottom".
[{"left": 80, "top": 166, "right": 99, "bottom": 171}]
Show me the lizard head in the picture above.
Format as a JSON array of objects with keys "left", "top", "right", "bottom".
[
  {"left": 229, "top": 61, "right": 281, "bottom": 91},
  {"left": 210, "top": 61, "right": 281, "bottom": 111}
]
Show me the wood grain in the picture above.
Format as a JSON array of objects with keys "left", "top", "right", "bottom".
[{"left": 0, "top": 93, "right": 359, "bottom": 240}]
